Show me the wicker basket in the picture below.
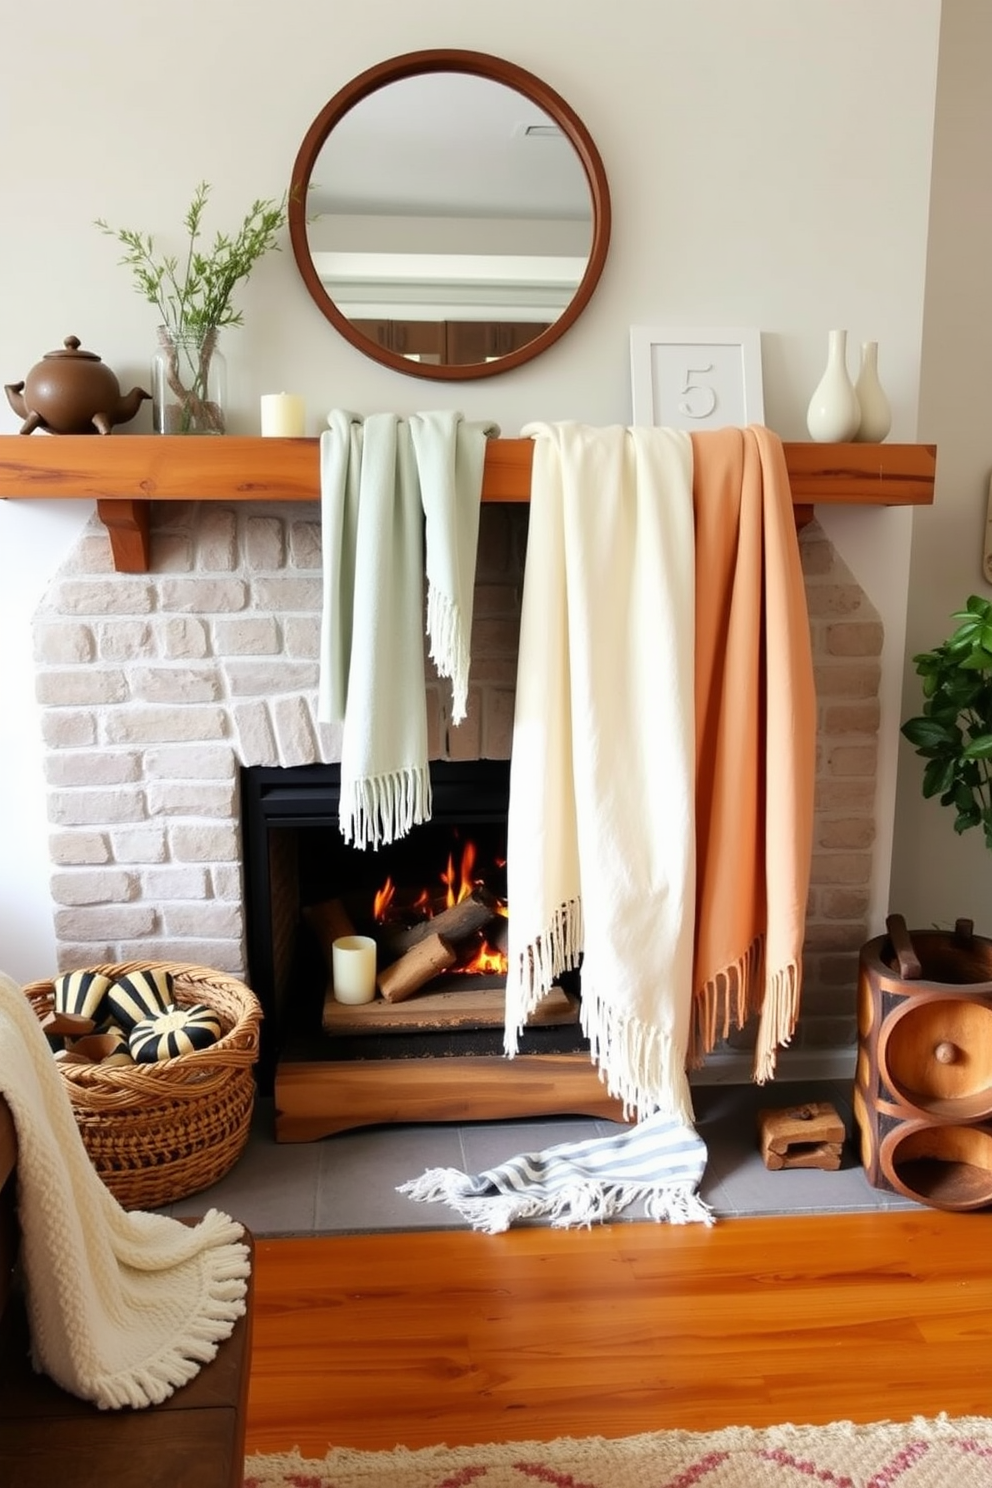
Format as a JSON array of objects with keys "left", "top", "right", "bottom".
[{"left": 23, "top": 960, "right": 263, "bottom": 1210}]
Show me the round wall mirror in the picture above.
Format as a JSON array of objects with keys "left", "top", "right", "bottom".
[{"left": 289, "top": 49, "right": 611, "bottom": 381}]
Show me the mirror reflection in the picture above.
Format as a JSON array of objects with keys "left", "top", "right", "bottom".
[{"left": 290, "top": 52, "right": 611, "bottom": 380}]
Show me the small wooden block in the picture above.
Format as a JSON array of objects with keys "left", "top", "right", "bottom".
[
  {"left": 763, "top": 1141, "right": 843, "bottom": 1172},
  {"left": 757, "top": 1102, "right": 846, "bottom": 1171}
]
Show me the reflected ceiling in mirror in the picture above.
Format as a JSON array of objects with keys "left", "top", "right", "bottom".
[{"left": 289, "top": 50, "right": 611, "bottom": 380}]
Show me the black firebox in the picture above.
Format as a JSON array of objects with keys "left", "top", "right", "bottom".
[{"left": 241, "top": 760, "right": 585, "bottom": 1089}]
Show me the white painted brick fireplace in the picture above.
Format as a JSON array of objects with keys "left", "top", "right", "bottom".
[{"left": 32, "top": 497, "right": 880, "bottom": 1067}]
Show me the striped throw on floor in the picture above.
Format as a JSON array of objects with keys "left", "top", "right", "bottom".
[{"left": 399, "top": 1109, "right": 712, "bottom": 1233}]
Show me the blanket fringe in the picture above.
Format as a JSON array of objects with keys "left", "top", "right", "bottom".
[
  {"left": 690, "top": 938, "right": 762, "bottom": 1068},
  {"left": 339, "top": 765, "right": 432, "bottom": 850},
  {"left": 690, "top": 942, "right": 801, "bottom": 1085},
  {"left": 29, "top": 1230, "right": 250, "bottom": 1410},
  {"left": 397, "top": 1169, "right": 712, "bottom": 1235},
  {"left": 426, "top": 583, "right": 470, "bottom": 725},
  {"left": 504, "top": 898, "right": 584, "bottom": 1051},
  {"left": 580, "top": 985, "right": 694, "bottom": 1126},
  {"left": 752, "top": 961, "right": 801, "bottom": 1084}
]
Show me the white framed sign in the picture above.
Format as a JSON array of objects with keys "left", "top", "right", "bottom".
[{"left": 629, "top": 326, "right": 765, "bottom": 429}]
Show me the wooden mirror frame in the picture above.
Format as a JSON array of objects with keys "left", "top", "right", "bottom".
[{"left": 288, "top": 49, "right": 612, "bottom": 381}]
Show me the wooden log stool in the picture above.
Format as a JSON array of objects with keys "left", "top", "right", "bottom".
[{"left": 757, "top": 1101, "right": 845, "bottom": 1171}]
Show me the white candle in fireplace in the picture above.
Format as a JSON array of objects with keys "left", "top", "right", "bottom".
[
  {"left": 260, "top": 393, "right": 306, "bottom": 437},
  {"left": 331, "top": 935, "right": 378, "bottom": 1004}
]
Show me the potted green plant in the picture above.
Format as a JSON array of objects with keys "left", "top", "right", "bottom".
[
  {"left": 901, "top": 594, "right": 992, "bottom": 848},
  {"left": 97, "top": 181, "right": 286, "bottom": 434}
]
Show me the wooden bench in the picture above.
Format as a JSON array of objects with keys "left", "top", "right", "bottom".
[{"left": 0, "top": 1093, "right": 254, "bottom": 1488}]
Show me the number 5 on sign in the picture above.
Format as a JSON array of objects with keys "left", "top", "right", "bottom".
[
  {"left": 629, "top": 326, "right": 765, "bottom": 431},
  {"left": 678, "top": 363, "right": 717, "bottom": 419}
]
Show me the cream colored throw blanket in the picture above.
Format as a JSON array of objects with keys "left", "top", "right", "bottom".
[
  {"left": 318, "top": 409, "right": 496, "bottom": 848},
  {"left": 505, "top": 423, "right": 698, "bottom": 1123},
  {"left": 0, "top": 969, "right": 250, "bottom": 1410},
  {"left": 505, "top": 423, "right": 815, "bottom": 1121}
]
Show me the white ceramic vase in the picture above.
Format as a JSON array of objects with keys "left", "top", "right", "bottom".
[
  {"left": 853, "top": 340, "right": 892, "bottom": 443},
  {"left": 806, "top": 328, "right": 861, "bottom": 442}
]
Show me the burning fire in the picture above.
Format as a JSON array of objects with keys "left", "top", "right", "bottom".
[
  {"left": 442, "top": 841, "right": 476, "bottom": 906},
  {"left": 373, "top": 839, "right": 507, "bottom": 976}
]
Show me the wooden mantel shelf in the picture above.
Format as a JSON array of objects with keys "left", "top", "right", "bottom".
[{"left": 0, "top": 434, "right": 936, "bottom": 573}]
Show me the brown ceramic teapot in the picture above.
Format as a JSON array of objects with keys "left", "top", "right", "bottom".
[{"left": 5, "top": 335, "right": 150, "bottom": 435}]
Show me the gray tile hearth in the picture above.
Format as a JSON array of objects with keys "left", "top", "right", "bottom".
[{"left": 162, "top": 1079, "right": 917, "bottom": 1236}]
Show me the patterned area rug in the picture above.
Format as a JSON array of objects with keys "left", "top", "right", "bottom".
[{"left": 243, "top": 1415, "right": 992, "bottom": 1485}]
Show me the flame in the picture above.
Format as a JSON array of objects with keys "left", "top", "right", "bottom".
[
  {"left": 441, "top": 841, "right": 478, "bottom": 908},
  {"left": 373, "top": 877, "right": 395, "bottom": 921},
  {"left": 372, "top": 836, "right": 508, "bottom": 975},
  {"left": 459, "top": 937, "right": 507, "bottom": 975}
]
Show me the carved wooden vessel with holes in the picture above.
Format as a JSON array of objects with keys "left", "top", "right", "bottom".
[{"left": 855, "top": 914, "right": 992, "bottom": 1211}]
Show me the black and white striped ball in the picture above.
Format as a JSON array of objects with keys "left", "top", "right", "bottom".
[
  {"left": 105, "top": 967, "right": 174, "bottom": 1032},
  {"left": 128, "top": 1002, "right": 223, "bottom": 1062},
  {"left": 53, "top": 969, "right": 113, "bottom": 1024}
]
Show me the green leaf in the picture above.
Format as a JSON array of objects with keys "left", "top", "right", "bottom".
[
  {"left": 954, "top": 781, "right": 977, "bottom": 811},
  {"left": 958, "top": 649, "right": 992, "bottom": 672},
  {"left": 923, "top": 756, "right": 957, "bottom": 798},
  {"left": 962, "top": 734, "right": 992, "bottom": 760},
  {"left": 96, "top": 181, "right": 286, "bottom": 338},
  {"left": 902, "top": 716, "right": 959, "bottom": 749}
]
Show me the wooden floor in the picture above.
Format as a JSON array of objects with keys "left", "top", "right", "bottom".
[{"left": 245, "top": 1207, "right": 992, "bottom": 1455}]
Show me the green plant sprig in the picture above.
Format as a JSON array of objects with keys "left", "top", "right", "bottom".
[
  {"left": 901, "top": 594, "right": 992, "bottom": 848},
  {"left": 96, "top": 181, "right": 286, "bottom": 338}
]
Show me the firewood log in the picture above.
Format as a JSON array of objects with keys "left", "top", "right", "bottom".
[
  {"left": 380, "top": 886, "right": 501, "bottom": 959},
  {"left": 486, "top": 914, "right": 509, "bottom": 958},
  {"left": 377, "top": 933, "right": 458, "bottom": 1003}
]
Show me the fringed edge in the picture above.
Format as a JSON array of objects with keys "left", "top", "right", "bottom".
[
  {"left": 752, "top": 960, "right": 802, "bottom": 1084},
  {"left": 339, "top": 765, "right": 432, "bottom": 849},
  {"left": 397, "top": 1169, "right": 713, "bottom": 1235},
  {"left": 688, "top": 938, "right": 764, "bottom": 1068},
  {"left": 503, "top": 898, "right": 583, "bottom": 1055},
  {"left": 83, "top": 1236, "right": 251, "bottom": 1411},
  {"left": 579, "top": 986, "right": 694, "bottom": 1127},
  {"left": 689, "top": 942, "right": 802, "bottom": 1086},
  {"left": 426, "top": 582, "right": 471, "bottom": 726}
]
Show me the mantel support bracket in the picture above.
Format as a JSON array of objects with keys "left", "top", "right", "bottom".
[{"left": 95, "top": 499, "right": 151, "bottom": 573}]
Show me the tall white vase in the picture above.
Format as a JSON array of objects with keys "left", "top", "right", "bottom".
[
  {"left": 853, "top": 340, "right": 892, "bottom": 443},
  {"left": 806, "top": 328, "right": 861, "bottom": 442}
]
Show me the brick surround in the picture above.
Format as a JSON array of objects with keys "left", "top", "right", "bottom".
[{"left": 33, "top": 501, "right": 879, "bottom": 1060}]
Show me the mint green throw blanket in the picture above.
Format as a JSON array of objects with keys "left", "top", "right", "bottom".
[{"left": 318, "top": 410, "right": 496, "bottom": 848}]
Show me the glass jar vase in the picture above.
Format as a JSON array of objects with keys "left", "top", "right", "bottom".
[{"left": 151, "top": 326, "right": 226, "bottom": 435}]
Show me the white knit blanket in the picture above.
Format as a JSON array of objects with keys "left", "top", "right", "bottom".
[
  {"left": 504, "top": 423, "right": 697, "bottom": 1124},
  {"left": 318, "top": 409, "right": 495, "bottom": 848},
  {"left": 399, "top": 1109, "right": 712, "bottom": 1233},
  {"left": 0, "top": 969, "right": 250, "bottom": 1410}
]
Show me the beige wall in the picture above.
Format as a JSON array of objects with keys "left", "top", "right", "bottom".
[
  {"left": 890, "top": 0, "right": 992, "bottom": 930},
  {"left": 0, "top": 0, "right": 943, "bottom": 982}
]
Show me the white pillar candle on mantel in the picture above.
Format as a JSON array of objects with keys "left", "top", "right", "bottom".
[
  {"left": 260, "top": 392, "right": 306, "bottom": 437},
  {"left": 331, "top": 934, "right": 378, "bottom": 1004}
]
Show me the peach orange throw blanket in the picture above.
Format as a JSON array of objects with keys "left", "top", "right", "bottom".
[
  {"left": 505, "top": 423, "right": 815, "bottom": 1119},
  {"left": 690, "top": 425, "right": 816, "bottom": 1084}
]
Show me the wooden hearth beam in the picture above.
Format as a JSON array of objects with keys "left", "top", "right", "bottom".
[
  {"left": 0, "top": 434, "right": 937, "bottom": 573},
  {"left": 274, "top": 1052, "right": 627, "bottom": 1141}
]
